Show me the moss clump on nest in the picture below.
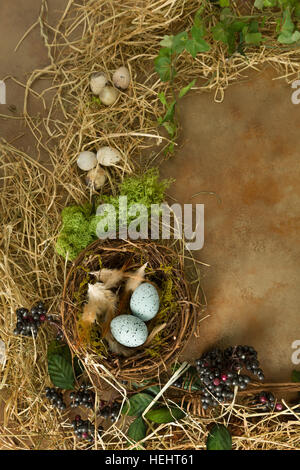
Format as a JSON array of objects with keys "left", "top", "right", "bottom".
[
  {"left": 55, "top": 169, "right": 173, "bottom": 261},
  {"left": 55, "top": 203, "right": 100, "bottom": 261}
]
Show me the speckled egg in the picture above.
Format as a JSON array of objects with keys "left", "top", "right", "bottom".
[
  {"left": 130, "top": 282, "right": 160, "bottom": 322},
  {"left": 110, "top": 315, "right": 148, "bottom": 348}
]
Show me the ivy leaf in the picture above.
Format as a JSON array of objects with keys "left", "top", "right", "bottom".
[
  {"left": 159, "top": 35, "right": 174, "bottom": 49},
  {"left": 48, "top": 340, "right": 83, "bottom": 378},
  {"left": 162, "top": 121, "right": 177, "bottom": 137},
  {"left": 179, "top": 79, "right": 196, "bottom": 98},
  {"left": 219, "top": 0, "right": 230, "bottom": 6},
  {"left": 282, "top": 8, "right": 295, "bottom": 34},
  {"left": 172, "top": 31, "right": 188, "bottom": 54},
  {"left": 191, "top": 25, "right": 205, "bottom": 43},
  {"left": 122, "top": 393, "right": 154, "bottom": 417},
  {"left": 185, "top": 38, "right": 210, "bottom": 58},
  {"left": 243, "top": 30, "right": 262, "bottom": 44},
  {"left": 212, "top": 23, "right": 229, "bottom": 43},
  {"left": 292, "top": 370, "right": 300, "bottom": 382},
  {"left": 48, "top": 354, "right": 75, "bottom": 390},
  {"left": 154, "top": 56, "right": 173, "bottom": 82},
  {"left": 254, "top": 0, "right": 265, "bottom": 8},
  {"left": 194, "top": 7, "right": 206, "bottom": 28},
  {"left": 278, "top": 30, "right": 300, "bottom": 43},
  {"left": 145, "top": 406, "right": 185, "bottom": 423},
  {"left": 207, "top": 424, "right": 232, "bottom": 450},
  {"left": 161, "top": 100, "right": 176, "bottom": 124},
  {"left": 128, "top": 417, "right": 147, "bottom": 442}
]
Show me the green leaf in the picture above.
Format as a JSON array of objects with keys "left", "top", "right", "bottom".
[
  {"left": 154, "top": 56, "right": 173, "bottom": 82},
  {"left": 48, "top": 340, "right": 83, "bottom": 378},
  {"left": 128, "top": 417, "right": 147, "bottom": 442},
  {"left": 292, "top": 370, "right": 300, "bottom": 382},
  {"left": 185, "top": 38, "right": 210, "bottom": 58},
  {"left": 191, "top": 25, "right": 205, "bottom": 42},
  {"left": 48, "top": 354, "right": 75, "bottom": 390},
  {"left": 145, "top": 406, "right": 185, "bottom": 423},
  {"left": 159, "top": 35, "right": 174, "bottom": 49},
  {"left": 162, "top": 121, "right": 177, "bottom": 137},
  {"left": 145, "top": 385, "right": 161, "bottom": 396},
  {"left": 179, "top": 79, "right": 196, "bottom": 98},
  {"left": 244, "top": 31, "right": 262, "bottom": 44},
  {"left": 212, "top": 23, "right": 229, "bottom": 43},
  {"left": 194, "top": 7, "right": 206, "bottom": 28},
  {"left": 158, "top": 92, "right": 167, "bottom": 106},
  {"left": 207, "top": 424, "right": 232, "bottom": 450},
  {"left": 172, "top": 31, "right": 188, "bottom": 54},
  {"left": 281, "top": 7, "right": 295, "bottom": 35},
  {"left": 161, "top": 100, "right": 176, "bottom": 124},
  {"left": 254, "top": 0, "right": 265, "bottom": 9},
  {"left": 122, "top": 393, "right": 154, "bottom": 417},
  {"left": 219, "top": 0, "right": 230, "bottom": 6},
  {"left": 278, "top": 30, "right": 300, "bottom": 43}
]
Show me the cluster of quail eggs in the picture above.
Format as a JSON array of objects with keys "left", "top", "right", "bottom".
[
  {"left": 90, "top": 66, "right": 130, "bottom": 105},
  {"left": 77, "top": 146, "right": 122, "bottom": 190},
  {"left": 76, "top": 66, "right": 130, "bottom": 190},
  {"left": 110, "top": 282, "right": 160, "bottom": 349}
]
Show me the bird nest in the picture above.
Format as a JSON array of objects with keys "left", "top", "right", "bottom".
[{"left": 61, "top": 239, "right": 197, "bottom": 383}]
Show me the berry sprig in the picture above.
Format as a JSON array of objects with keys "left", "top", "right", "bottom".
[
  {"left": 98, "top": 401, "right": 121, "bottom": 423},
  {"left": 195, "top": 345, "right": 265, "bottom": 409},
  {"left": 253, "top": 392, "right": 284, "bottom": 412},
  {"left": 45, "top": 387, "right": 66, "bottom": 410},
  {"left": 13, "top": 302, "right": 48, "bottom": 338},
  {"left": 72, "top": 415, "right": 103, "bottom": 442},
  {"left": 70, "top": 385, "right": 94, "bottom": 409}
]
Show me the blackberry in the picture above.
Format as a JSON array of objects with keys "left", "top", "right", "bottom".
[
  {"left": 195, "top": 345, "right": 265, "bottom": 410},
  {"left": 70, "top": 385, "right": 95, "bottom": 409},
  {"left": 45, "top": 387, "right": 66, "bottom": 410}
]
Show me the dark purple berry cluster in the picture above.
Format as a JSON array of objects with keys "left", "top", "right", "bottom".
[
  {"left": 98, "top": 401, "right": 121, "bottom": 422},
  {"left": 195, "top": 346, "right": 264, "bottom": 409},
  {"left": 14, "top": 302, "right": 47, "bottom": 338},
  {"left": 70, "top": 385, "right": 94, "bottom": 409},
  {"left": 72, "top": 414, "right": 103, "bottom": 442},
  {"left": 45, "top": 387, "right": 66, "bottom": 410},
  {"left": 253, "top": 392, "right": 283, "bottom": 412}
]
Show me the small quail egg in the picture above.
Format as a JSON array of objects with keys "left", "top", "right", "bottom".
[
  {"left": 85, "top": 166, "right": 107, "bottom": 190},
  {"left": 99, "top": 86, "right": 119, "bottom": 105},
  {"left": 97, "top": 146, "right": 121, "bottom": 166},
  {"left": 77, "top": 151, "right": 97, "bottom": 171},
  {"left": 90, "top": 72, "right": 108, "bottom": 95},
  {"left": 113, "top": 66, "right": 130, "bottom": 90}
]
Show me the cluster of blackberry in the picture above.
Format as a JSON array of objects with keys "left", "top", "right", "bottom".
[
  {"left": 253, "top": 392, "right": 283, "bottom": 412},
  {"left": 45, "top": 387, "right": 66, "bottom": 410},
  {"left": 13, "top": 302, "right": 48, "bottom": 338},
  {"left": 98, "top": 401, "right": 121, "bottom": 422},
  {"left": 72, "top": 415, "right": 103, "bottom": 442},
  {"left": 195, "top": 346, "right": 265, "bottom": 409},
  {"left": 70, "top": 385, "right": 94, "bottom": 409}
]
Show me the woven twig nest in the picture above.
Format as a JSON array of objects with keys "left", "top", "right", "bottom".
[{"left": 61, "top": 239, "right": 198, "bottom": 383}]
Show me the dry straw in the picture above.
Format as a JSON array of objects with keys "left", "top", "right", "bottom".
[{"left": 1, "top": 0, "right": 300, "bottom": 450}]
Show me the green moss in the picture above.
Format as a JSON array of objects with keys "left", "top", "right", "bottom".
[
  {"left": 55, "top": 203, "right": 100, "bottom": 261},
  {"left": 55, "top": 170, "right": 173, "bottom": 261}
]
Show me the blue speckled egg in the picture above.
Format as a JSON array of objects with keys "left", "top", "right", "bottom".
[
  {"left": 110, "top": 314, "right": 148, "bottom": 347},
  {"left": 130, "top": 282, "right": 160, "bottom": 322}
]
